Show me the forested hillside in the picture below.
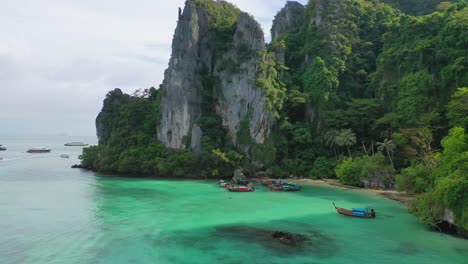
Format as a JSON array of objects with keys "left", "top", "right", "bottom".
[
  {"left": 383, "top": 0, "right": 456, "bottom": 15},
  {"left": 80, "top": 0, "right": 467, "bottom": 234}
]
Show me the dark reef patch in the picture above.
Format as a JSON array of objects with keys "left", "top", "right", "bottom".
[
  {"left": 215, "top": 225, "right": 337, "bottom": 258},
  {"left": 391, "top": 242, "right": 420, "bottom": 255}
]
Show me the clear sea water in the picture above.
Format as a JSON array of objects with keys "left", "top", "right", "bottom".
[{"left": 0, "top": 137, "right": 467, "bottom": 264}]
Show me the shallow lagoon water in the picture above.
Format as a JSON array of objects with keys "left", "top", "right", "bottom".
[{"left": 0, "top": 137, "right": 467, "bottom": 264}]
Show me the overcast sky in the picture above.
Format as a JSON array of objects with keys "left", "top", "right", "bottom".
[{"left": 0, "top": 0, "right": 307, "bottom": 137}]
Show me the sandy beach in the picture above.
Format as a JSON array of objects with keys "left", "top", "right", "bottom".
[{"left": 293, "top": 179, "right": 416, "bottom": 205}]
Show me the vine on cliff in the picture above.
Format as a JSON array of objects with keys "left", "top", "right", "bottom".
[{"left": 256, "top": 49, "right": 287, "bottom": 119}]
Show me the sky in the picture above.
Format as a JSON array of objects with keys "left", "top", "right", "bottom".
[{"left": 0, "top": 0, "right": 307, "bottom": 137}]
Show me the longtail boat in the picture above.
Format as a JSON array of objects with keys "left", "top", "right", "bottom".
[
  {"left": 268, "top": 180, "right": 302, "bottom": 192},
  {"left": 226, "top": 185, "right": 255, "bottom": 192},
  {"left": 333, "top": 202, "right": 376, "bottom": 218},
  {"left": 280, "top": 182, "right": 302, "bottom": 192},
  {"left": 268, "top": 184, "right": 282, "bottom": 191},
  {"left": 259, "top": 178, "right": 273, "bottom": 186}
]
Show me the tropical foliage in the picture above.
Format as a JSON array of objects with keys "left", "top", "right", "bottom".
[{"left": 81, "top": 0, "right": 468, "bottom": 230}]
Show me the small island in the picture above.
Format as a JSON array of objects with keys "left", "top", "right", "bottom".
[{"left": 79, "top": 0, "right": 467, "bottom": 237}]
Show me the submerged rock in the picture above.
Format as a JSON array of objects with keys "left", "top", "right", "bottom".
[
  {"left": 391, "top": 242, "right": 420, "bottom": 255},
  {"left": 272, "top": 231, "right": 307, "bottom": 246},
  {"left": 215, "top": 225, "right": 336, "bottom": 257}
]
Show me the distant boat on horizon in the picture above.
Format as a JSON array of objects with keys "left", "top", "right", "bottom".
[
  {"left": 64, "top": 142, "right": 88, "bottom": 146},
  {"left": 60, "top": 153, "right": 70, "bottom": 158},
  {"left": 0, "top": 145, "right": 6, "bottom": 151},
  {"left": 27, "top": 147, "right": 51, "bottom": 153}
]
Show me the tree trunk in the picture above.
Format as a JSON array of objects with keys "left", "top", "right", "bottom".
[
  {"left": 386, "top": 148, "right": 394, "bottom": 169},
  {"left": 362, "top": 142, "right": 370, "bottom": 158}
]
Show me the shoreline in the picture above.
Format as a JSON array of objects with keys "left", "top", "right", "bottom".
[
  {"left": 293, "top": 179, "right": 416, "bottom": 206},
  {"left": 73, "top": 165, "right": 415, "bottom": 205}
]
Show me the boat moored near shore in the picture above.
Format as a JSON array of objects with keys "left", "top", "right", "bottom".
[
  {"left": 226, "top": 184, "right": 256, "bottom": 192},
  {"left": 27, "top": 147, "right": 51, "bottom": 153},
  {"left": 333, "top": 202, "right": 376, "bottom": 218},
  {"left": 268, "top": 180, "right": 302, "bottom": 192},
  {"left": 64, "top": 142, "right": 88, "bottom": 146}
]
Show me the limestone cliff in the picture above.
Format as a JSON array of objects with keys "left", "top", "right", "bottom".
[
  {"left": 271, "top": 1, "right": 305, "bottom": 42},
  {"left": 157, "top": 0, "right": 274, "bottom": 150},
  {"left": 157, "top": 1, "right": 203, "bottom": 149}
]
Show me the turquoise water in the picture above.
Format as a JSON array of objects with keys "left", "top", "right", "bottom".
[{"left": 0, "top": 137, "right": 467, "bottom": 264}]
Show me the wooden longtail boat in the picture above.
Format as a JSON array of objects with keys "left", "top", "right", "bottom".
[
  {"left": 268, "top": 184, "right": 283, "bottom": 191},
  {"left": 268, "top": 181, "right": 302, "bottom": 192},
  {"left": 333, "top": 202, "right": 376, "bottom": 218},
  {"left": 260, "top": 179, "right": 272, "bottom": 186},
  {"left": 226, "top": 185, "right": 255, "bottom": 192}
]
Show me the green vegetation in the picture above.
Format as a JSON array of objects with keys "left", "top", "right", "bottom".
[
  {"left": 195, "top": 0, "right": 240, "bottom": 52},
  {"left": 410, "top": 127, "right": 468, "bottom": 230},
  {"left": 81, "top": 0, "right": 467, "bottom": 231},
  {"left": 256, "top": 49, "right": 287, "bottom": 118},
  {"left": 336, "top": 153, "right": 394, "bottom": 187},
  {"left": 382, "top": 0, "right": 456, "bottom": 15},
  {"left": 270, "top": 0, "right": 467, "bottom": 229},
  {"left": 447, "top": 87, "right": 468, "bottom": 129}
]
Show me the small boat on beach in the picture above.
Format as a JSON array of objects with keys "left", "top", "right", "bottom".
[
  {"left": 268, "top": 180, "right": 302, "bottom": 192},
  {"left": 333, "top": 202, "right": 376, "bottom": 218},
  {"left": 280, "top": 183, "right": 302, "bottom": 192},
  {"left": 64, "top": 142, "right": 88, "bottom": 146},
  {"left": 269, "top": 183, "right": 283, "bottom": 191},
  {"left": 226, "top": 184, "right": 255, "bottom": 192},
  {"left": 27, "top": 147, "right": 51, "bottom": 153}
]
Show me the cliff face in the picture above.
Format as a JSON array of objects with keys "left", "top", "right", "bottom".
[
  {"left": 271, "top": 1, "right": 305, "bottom": 42},
  {"left": 216, "top": 12, "right": 273, "bottom": 145},
  {"left": 157, "top": 1, "right": 203, "bottom": 149},
  {"left": 157, "top": 0, "right": 274, "bottom": 150}
]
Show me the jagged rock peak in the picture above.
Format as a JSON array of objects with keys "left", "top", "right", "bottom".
[
  {"left": 157, "top": 0, "right": 274, "bottom": 150},
  {"left": 271, "top": 1, "right": 305, "bottom": 41}
]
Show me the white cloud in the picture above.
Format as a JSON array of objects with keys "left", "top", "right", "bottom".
[{"left": 0, "top": 0, "right": 307, "bottom": 136}]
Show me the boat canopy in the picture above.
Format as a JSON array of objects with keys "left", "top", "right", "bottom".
[{"left": 352, "top": 208, "right": 369, "bottom": 212}]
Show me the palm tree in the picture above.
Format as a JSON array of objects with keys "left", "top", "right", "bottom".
[
  {"left": 323, "top": 129, "right": 339, "bottom": 158},
  {"left": 377, "top": 138, "right": 396, "bottom": 168},
  {"left": 335, "top": 129, "right": 357, "bottom": 157}
]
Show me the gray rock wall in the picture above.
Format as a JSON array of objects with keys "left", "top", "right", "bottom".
[
  {"left": 158, "top": 1, "right": 274, "bottom": 149},
  {"left": 157, "top": 1, "right": 203, "bottom": 149},
  {"left": 271, "top": 1, "right": 305, "bottom": 41},
  {"left": 215, "top": 12, "right": 272, "bottom": 145}
]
